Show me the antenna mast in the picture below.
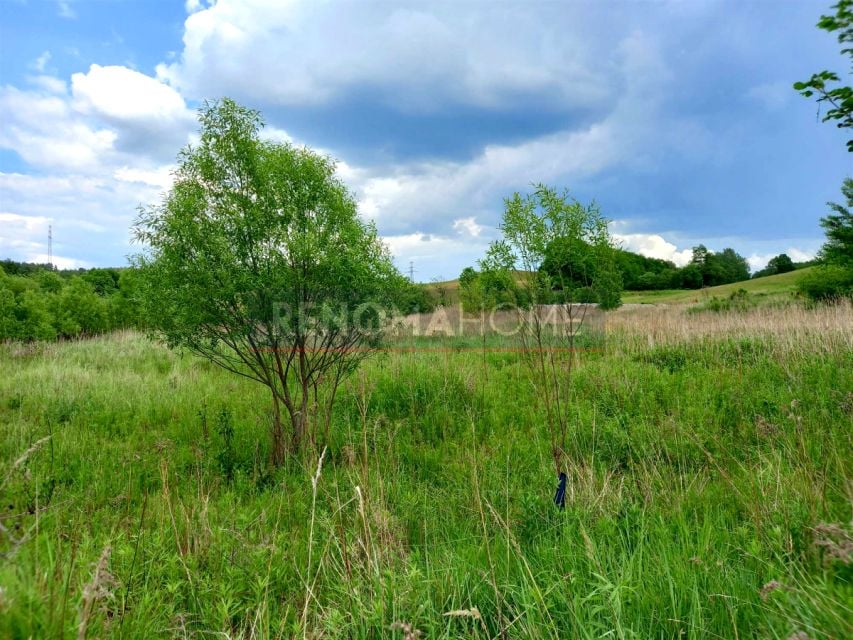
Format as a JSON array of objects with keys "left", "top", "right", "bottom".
[
  {"left": 408, "top": 260, "right": 416, "bottom": 282},
  {"left": 48, "top": 224, "right": 53, "bottom": 270}
]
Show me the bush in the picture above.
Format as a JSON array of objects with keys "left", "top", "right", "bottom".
[
  {"left": 0, "top": 265, "right": 144, "bottom": 342},
  {"left": 688, "top": 288, "right": 754, "bottom": 314},
  {"left": 798, "top": 265, "right": 853, "bottom": 301}
]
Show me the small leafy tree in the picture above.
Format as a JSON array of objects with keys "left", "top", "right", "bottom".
[
  {"left": 794, "top": 0, "right": 852, "bottom": 151},
  {"left": 18, "top": 290, "right": 56, "bottom": 341},
  {"left": 134, "top": 99, "right": 402, "bottom": 463},
  {"left": 680, "top": 264, "right": 703, "bottom": 289},
  {"left": 768, "top": 254, "right": 796, "bottom": 275},
  {"left": 57, "top": 278, "right": 108, "bottom": 337},
  {"left": 819, "top": 176, "right": 853, "bottom": 269},
  {"left": 0, "top": 271, "right": 18, "bottom": 340},
  {"left": 689, "top": 245, "right": 750, "bottom": 286},
  {"left": 458, "top": 267, "right": 484, "bottom": 314},
  {"left": 799, "top": 177, "right": 853, "bottom": 300},
  {"left": 484, "top": 185, "right": 621, "bottom": 479}
]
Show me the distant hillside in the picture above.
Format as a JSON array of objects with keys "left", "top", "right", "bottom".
[
  {"left": 424, "top": 270, "right": 532, "bottom": 306},
  {"left": 621, "top": 267, "right": 812, "bottom": 304},
  {"left": 423, "top": 267, "right": 813, "bottom": 306}
]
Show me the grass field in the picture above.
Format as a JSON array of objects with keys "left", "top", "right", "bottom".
[
  {"left": 621, "top": 268, "right": 812, "bottom": 305},
  {"left": 426, "top": 268, "right": 813, "bottom": 308},
  {"left": 1, "top": 302, "right": 851, "bottom": 638}
]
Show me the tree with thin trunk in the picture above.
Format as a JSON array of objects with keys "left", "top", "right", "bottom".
[
  {"left": 133, "top": 98, "right": 403, "bottom": 463},
  {"left": 482, "top": 185, "right": 621, "bottom": 482}
]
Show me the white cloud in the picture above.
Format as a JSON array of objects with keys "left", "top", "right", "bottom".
[
  {"left": 70, "top": 64, "right": 195, "bottom": 158},
  {"left": 747, "top": 247, "right": 816, "bottom": 271},
  {"left": 113, "top": 165, "right": 175, "bottom": 190},
  {"left": 1, "top": 64, "right": 195, "bottom": 174},
  {"left": 352, "top": 122, "right": 623, "bottom": 234},
  {"left": 32, "top": 51, "right": 52, "bottom": 73},
  {"left": 452, "top": 217, "right": 483, "bottom": 238},
  {"left": 0, "top": 213, "right": 87, "bottom": 268},
  {"left": 0, "top": 212, "right": 49, "bottom": 235},
  {"left": 27, "top": 75, "right": 67, "bottom": 95},
  {"left": 30, "top": 254, "right": 90, "bottom": 270},
  {"left": 345, "top": 30, "right": 675, "bottom": 237},
  {"left": 381, "top": 230, "right": 491, "bottom": 282},
  {"left": 56, "top": 1, "right": 75, "bottom": 20},
  {"left": 259, "top": 126, "right": 293, "bottom": 144},
  {"left": 72, "top": 64, "right": 190, "bottom": 123},
  {"left": 157, "top": 0, "right": 614, "bottom": 111},
  {"left": 787, "top": 248, "right": 814, "bottom": 263},
  {"left": 0, "top": 171, "right": 165, "bottom": 267},
  {"left": 613, "top": 232, "right": 693, "bottom": 267},
  {"left": 0, "top": 86, "right": 118, "bottom": 171}
]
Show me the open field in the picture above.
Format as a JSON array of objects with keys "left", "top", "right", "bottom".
[
  {"left": 620, "top": 268, "right": 812, "bottom": 305},
  {"left": 1, "top": 302, "right": 851, "bottom": 638},
  {"left": 426, "top": 268, "right": 813, "bottom": 308},
  {"left": 423, "top": 267, "right": 814, "bottom": 304}
]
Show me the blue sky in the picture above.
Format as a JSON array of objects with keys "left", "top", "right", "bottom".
[{"left": 0, "top": 0, "right": 850, "bottom": 280}]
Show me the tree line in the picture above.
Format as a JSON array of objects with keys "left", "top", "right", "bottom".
[
  {"left": 457, "top": 239, "right": 790, "bottom": 312},
  {"left": 0, "top": 265, "right": 143, "bottom": 341}
]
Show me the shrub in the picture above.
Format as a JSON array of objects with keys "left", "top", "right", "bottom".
[{"left": 798, "top": 265, "right": 853, "bottom": 301}]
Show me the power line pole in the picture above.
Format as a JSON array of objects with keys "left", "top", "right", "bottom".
[
  {"left": 408, "top": 260, "right": 416, "bottom": 283},
  {"left": 48, "top": 224, "right": 53, "bottom": 270}
]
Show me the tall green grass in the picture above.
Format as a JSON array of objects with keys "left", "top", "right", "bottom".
[{"left": 0, "top": 308, "right": 851, "bottom": 638}]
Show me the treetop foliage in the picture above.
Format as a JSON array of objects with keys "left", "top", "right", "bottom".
[
  {"left": 818, "top": 176, "right": 853, "bottom": 269},
  {"left": 799, "top": 177, "right": 853, "bottom": 300},
  {"left": 794, "top": 0, "right": 853, "bottom": 151},
  {"left": 133, "top": 98, "right": 406, "bottom": 458},
  {"left": 0, "top": 265, "right": 141, "bottom": 341},
  {"left": 477, "top": 184, "right": 622, "bottom": 310}
]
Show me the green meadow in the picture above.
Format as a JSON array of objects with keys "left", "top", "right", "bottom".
[
  {"left": 620, "top": 269, "right": 814, "bottom": 305},
  {"left": 1, "top": 303, "right": 851, "bottom": 639}
]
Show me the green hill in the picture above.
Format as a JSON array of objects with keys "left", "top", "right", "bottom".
[
  {"left": 424, "top": 267, "right": 813, "bottom": 306},
  {"left": 621, "top": 267, "right": 812, "bottom": 304}
]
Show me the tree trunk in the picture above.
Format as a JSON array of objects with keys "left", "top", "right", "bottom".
[
  {"left": 270, "top": 390, "right": 286, "bottom": 466},
  {"left": 291, "top": 401, "right": 306, "bottom": 454}
]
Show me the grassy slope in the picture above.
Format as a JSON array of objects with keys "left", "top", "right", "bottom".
[
  {"left": 621, "top": 267, "right": 813, "bottom": 305},
  {"left": 1, "top": 306, "right": 851, "bottom": 638},
  {"left": 425, "top": 268, "right": 812, "bottom": 306}
]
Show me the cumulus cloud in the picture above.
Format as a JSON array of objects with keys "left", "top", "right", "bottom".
[
  {"left": 1, "top": 64, "right": 194, "bottom": 172},
  {"left": 0, "top": 212, "right": 89, "bottom": 269},
  {"left": 157, "top": 0, "right": 614, "bottom": 112},
  {"left": 382, "top": 228, "right": 492, "bottom": 282},
  {"left": 0, "top": 62, "right": 198, "bottom": 268},
  {"left": 0, "top": 169, "right": 166, "bottom": 268},
  {"left": 746, "top": 247, "right": 816, "bottom": 271},
  {"left": 0, "top": 0, "right": 837, "bottom": 278},
  {"left": 345, "top": 29, "right": 679, "bottom": 237},
  {"left": 72, "top": 65, "right": 190, "bottom": 123},
  {"left": 0, "top": 86, "right": 117, "bottom": 171},
  {"left": 613, "top": 232, "right": 693, "bottom": 267},
  {"left": 452, "top": 217, "right": 483, "bottom": 238},
  {"left": 71, "top": 64, "right": 195, "bottom": 157}
]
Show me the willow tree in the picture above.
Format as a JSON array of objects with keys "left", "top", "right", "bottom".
[
  {"left": 482, "top": 185, "right": 621, "bottom": 492},
  {"left": 134, "top": 99, "right": 402, "bottom": 463}
]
